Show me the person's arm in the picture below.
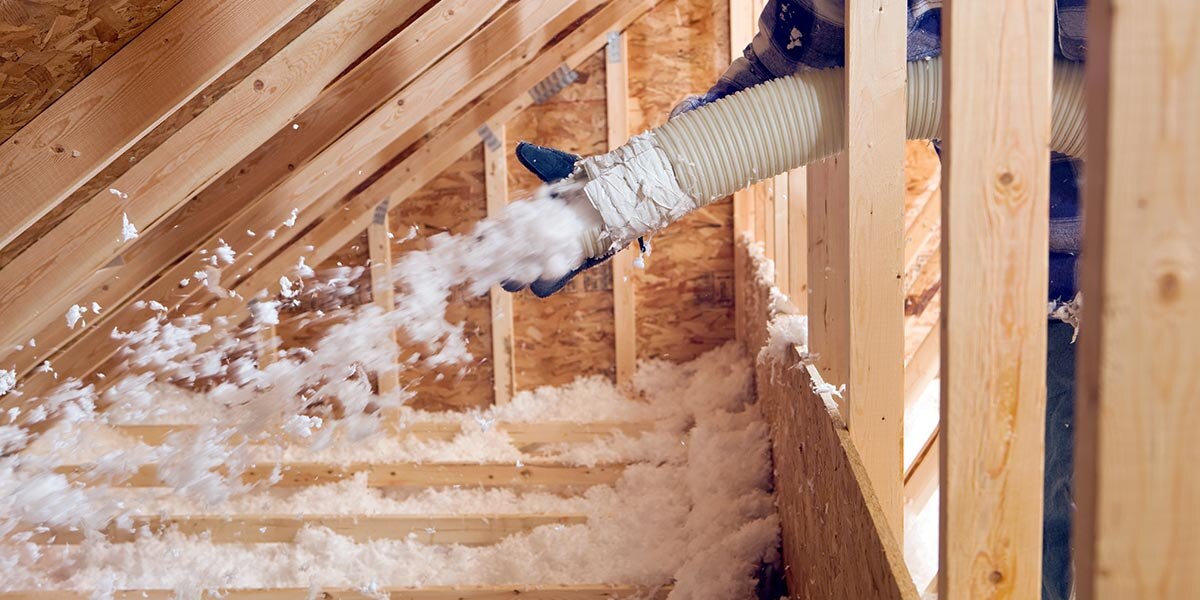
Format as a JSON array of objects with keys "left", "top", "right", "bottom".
[{"left": 673, "top": 0, "right": 848, "bottom": 117}]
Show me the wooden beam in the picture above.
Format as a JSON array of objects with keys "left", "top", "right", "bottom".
[
  {"left": 368, "top": 198, "right": 400, "bottom": 395},
  {"left": 771, "top": 173, "right": 789, "bottom": 292},
  {"left": 606, "top": 30, "right": 637, "bottom": 384},
  {"left": 58, "top": 462, "right": 627, "bottom": 489},
  {"left": 117, "top": 421, "right": 656, "bottom": 449},
  {"left": 33, "top": 513, "right": 586, "bottom": 545},
  {"left": 0, "top": 0, "right": 432, "bottom": 356},
  {"left": 1075, "top": 0, "right": 1200, "bottom": 597},
  {"left": 0, "top": 0, "right": 314, "bottom": 250},
  {"left": 2, "top": 0, "right": 572, "bottom": 403},
  {"left": 0, "top": 585, "right": 672, "bottom": 600},
  {"left": 484, "top": 124, "right": 517, "bottom": 405},
  {"left": 939, "top": 2, "right": 1053, "bottom": 598},
  {"left": 831, "top": 0, "right": 908, "bottom": 535},
  {"left": 786, "top": 168, "right": 808, "bottom": 309},
  {"left": 729, "top": 0, "right": 755, "bottom": 348},
  {"left": 209, "top": 0, "right": 660, "bottom": 329}
]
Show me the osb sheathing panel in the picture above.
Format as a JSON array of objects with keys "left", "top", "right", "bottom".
[
  {"left": 0, "top": 0, "right": 344, "bottom": 270},
  {"left": 738, "top": 239, "right": 918, "bottom": 600},
  {"left": 0, "top": 0, "right": 181, "bottom": 143},
  {"left": 390, "top": 146, "right": 493, "bottom": 410},
  {"left": 507, "top": 50, "right": 615, "bottom": 390},
  {"left": 628, "top": 0, "right": 735, "bottom": 363},
  {"left": 276, "top": 148, "right": 494, "bottom": 411}
]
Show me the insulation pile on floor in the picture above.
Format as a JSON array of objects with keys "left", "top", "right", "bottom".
[{"left": 1, "top": 344, "right": 780, "bottom": 599}]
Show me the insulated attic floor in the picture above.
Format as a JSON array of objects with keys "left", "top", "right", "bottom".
[{"left": 2, "top": 344, "right": 781, "bottom": 599}]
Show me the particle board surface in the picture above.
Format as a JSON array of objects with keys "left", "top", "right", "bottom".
[
  {"left": 0, "top": 0, "right": 344, "bottom": 271},
  {"left": 506, "top": 50, "right": 616, "bottom": 390},
  {"left": 0, "top": 0, "right": 181, "bottom": 143},
  {"left": 391, "top": 146, "right": 493, "bottom": 410},
  {"left": 738, "top": 239, "right": 918, "bottom": 600},
  {"left": 628, "top": 0, "right": 735, "bottom": 363}
]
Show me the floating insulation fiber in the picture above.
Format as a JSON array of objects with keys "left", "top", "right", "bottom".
[{"left": 1, "top": 345, "right": 780, "bottom": 600}]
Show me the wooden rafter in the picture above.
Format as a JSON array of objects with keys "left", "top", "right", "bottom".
[
  {"left": 0, "top": 0, "right": 433, "bottom": 356},
  {"left": 196, "top": 0, "right": 660, "bottom": 347},
  {"left": 1, "top": 0, "right": 521, "bottom": 401},
  {"left": 0, "top": 0, "right": 314, "bottom": 250}
]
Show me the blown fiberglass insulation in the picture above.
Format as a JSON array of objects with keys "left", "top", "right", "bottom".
[
  {"left": 2, "top": 345, "right": 780, "bottom": 598},
  {"left": 0, "top": 163, "right": 778, "bottom": 597}
]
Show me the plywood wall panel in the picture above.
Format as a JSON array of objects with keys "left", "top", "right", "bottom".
[
  {"left": 0, "top": 0, "right": 182, "bottom": 143},
  {"left": 507, "top": 50, "right": 615, "bottom": 390},
  {"left": 390, "top": 146, "right": 493, "bottom": 410},
  {"left": 628, "top": 0, "right": 734, "bottom": 363}
]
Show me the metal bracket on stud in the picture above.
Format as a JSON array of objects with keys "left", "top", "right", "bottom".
[
  {"left": 606, "top": 31, "right": 622, "bottom": 63},
  {"left": 529, "top": 64, "right": 579, "bottom": 104},
  {"left": 477, "top": 124, "right": 502, "bottom": 152},
  {"left": 372, "top": 199, "right": 389, "bottom": 225}
]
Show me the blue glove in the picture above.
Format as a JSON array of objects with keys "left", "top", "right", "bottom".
[{"left": 501, "top": 142, "right": 627, "bottom": 298}]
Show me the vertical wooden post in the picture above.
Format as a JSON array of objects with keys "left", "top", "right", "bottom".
[
  {"left": 367, "top": 198, "right": 400, "bottom": 395},
  {"left": 772, "top": 172, "right": 792, "bottom": 291},
  {"left": 607, "top": 30, "right": 637, "bottom": 385},
  {"left": 258, "top": 327, "right": 277, "bottom": 367},
  {"left": 1075, "top": 1, "right": 1200, "bottom": 597},
  {"left": 806, "top": 0, "right": 907, "bottom": 535},
  {"left": 484, "top": 123, "right": 516, "bottom": 405},
  {"left": 787, "top": 167, "right": 807, "bottom": 310},
  {"left": 730, "top": 0, "right": 756, "bottom": 347},
  {"left": 939, "top": 2, "right": 1053, "bottom": 598}
]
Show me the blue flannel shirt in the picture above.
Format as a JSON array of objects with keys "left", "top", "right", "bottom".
[{"left": 699, "top": 0, "right": 1087, "bottom": 302}]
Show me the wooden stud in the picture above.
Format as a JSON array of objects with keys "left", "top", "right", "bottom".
[
  {"left": 256, "top": 325, "right": 278, "bottom": 368},
  {"left": 828, "top": 0, "right": 909, "bottom": 536},
  {"left": 729, "top": 0, "right": 755, "bottom": 348},
  {"left": 786, "top": 168, "right": 808, "bottom": 309},
  {"left": 484, "top": 123, "right": 516, "bottom": 405},
  {"left": 1075, "top": 0, "right": 1200, "bottom": 597},
  {"left": 0, "top": 0, "right": 581, "bottom": 405},
  {"left": 33, "top": 513, "right": 586, "bottom": 545},
  {"left": 772, "top": 173, "right": 790, "bottom": 292},
  {"left": 0, "top": 586, "right": 671, "bottom": 600},
  {"left": 0, "top": 0, "right": 314, "bottom": 250},
  {"left": 0, "top": 0, "right": 433, "bottom": 355},
  {"left": 58, "top": 462, "right": 626, "bottom": 489},
  {"left": 606, "top": 30, "right": 637, "bottom": 385},
  {"left": 368, "top": 198, "right": 400, "bottom": 395},
  {"left": 939, "top": 2, "right": 1053, "bottom": 598}
]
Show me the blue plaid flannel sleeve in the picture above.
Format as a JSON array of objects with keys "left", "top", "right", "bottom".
[
  {"left": 688, "top": 0, "right": 1089, "bottom": 303},
  {"left": 705, "top": 0, "right": 1087, "bottom": 101}
]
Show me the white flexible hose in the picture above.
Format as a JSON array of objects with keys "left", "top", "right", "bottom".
[{"left": 579, "top": 57, "right": 1087, "bottom": 251}]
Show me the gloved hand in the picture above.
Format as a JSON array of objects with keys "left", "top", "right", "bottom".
[
  {"left": 507, "top": 92, "right": 706, "bottom": 298},
  {"left": 500, "top": 142, "right": 624, "bottom": 298}
]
